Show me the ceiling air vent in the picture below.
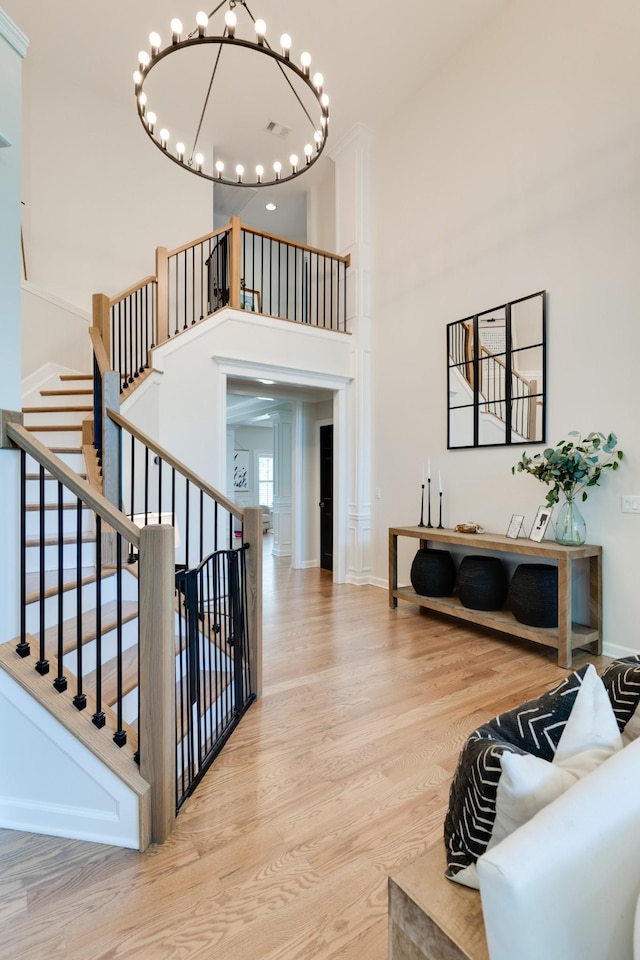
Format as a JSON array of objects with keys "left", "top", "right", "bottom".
[{"left": 265, "top": 120, "right": 291, "bottom": 139}]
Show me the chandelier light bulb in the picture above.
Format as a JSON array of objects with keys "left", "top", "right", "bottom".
[
  {"left": 138, "top": 91, "right": 147, "bottom": 107},
  {"left": 149, "top": 31, "right": 161, "bottom": 55},
  {"left": 138, "top": 50, "right": 150, "bottom": 69},
  {"left": 224, "top": 10, "right": 237, "bottom": 37},
  {"left": 280, "top": 34, "right": 292, "bottom": 58},
  {"left": 255, "top": 19, "right": 266, "bottom": 45},
  {"left": 176, "top": 142, "right": 185, "bottom": 160},
  {"left": 255, "top": 164, "right": 264, "bottom": 181},
  {"left": 146, "top": 111, "right": 157, "bottom": 132},
  {"left": 273, "top": 160, "right": 282, "bottom": 180},
  {"left": 235, "top": 164, "right": 244, "bottom": 182},
  {"left": 304, "top": 143, "right": 313, "bottom": 163},
  {"left": 289, "top": 153, "right": 298, "bottom": 171},
  {"left": 312, "top": 72, "right": 323, "bottom": 92},
  {"left": 160, "top": 128, "right": 170, "bottom": 148},
  {"left": 314, "top": 129, "right": 322, "bottom": 144},
  {"left": 321, "top": 93, "right": 329, "bottom": 109},
  {"left": 195, "top": 152, "right": 204, "bottom": 171},
  {"left": 133, "top": 70, "right": 143, "bottom": 87},
  {"left": 170, "top": 18, "right": 183, "bottom": 43},
  {"left": 215, "top": 160, "right": 225, "bottom": 176},
  {"left": 196, "top": 11, "right": 208, "bottom": 36},
  {"left": 300, "top": 51, "right": 311, "bottom": 75}
]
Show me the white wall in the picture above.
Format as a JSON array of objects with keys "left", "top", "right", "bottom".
[
  {"left": 0, "top": 10, "right": 28, "bottom": 644},
  {"left": 371, "top": 0, "right": 640, "bottom": 654},
  {"left": 21, "top": 283, "right": 91, "bottom": 378},
  {"left": 19, "top": 57, "right": 212, "bottom": 312}
]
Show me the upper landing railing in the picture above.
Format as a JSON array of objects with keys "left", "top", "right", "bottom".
[{"left": 92, "top": 216, "right": 350, "bottom": 395}]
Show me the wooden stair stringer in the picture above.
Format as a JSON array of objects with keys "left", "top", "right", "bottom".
[{"left": 0, "top": 639, "right": 150, "bottom": 850}]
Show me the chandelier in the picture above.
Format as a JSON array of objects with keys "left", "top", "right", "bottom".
[{"left": 133, "top": 0, "right": 330, "bottom": 188}]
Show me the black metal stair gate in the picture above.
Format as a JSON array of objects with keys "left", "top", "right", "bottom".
[{"left": 174, "top": 546, "right": 255, "bottom": 810}]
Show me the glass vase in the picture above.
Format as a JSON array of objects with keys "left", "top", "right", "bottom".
[{"left": 555, "top": 496, "right": 587, "bottom": 546}]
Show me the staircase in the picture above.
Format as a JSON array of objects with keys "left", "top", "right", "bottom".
[{"left": 0, "top": 367, "right": 256, "bottom": 849}]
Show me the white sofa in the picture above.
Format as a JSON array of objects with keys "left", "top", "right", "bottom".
[{"left": 478, "top": 734, "right": 640, "bottom": 960}]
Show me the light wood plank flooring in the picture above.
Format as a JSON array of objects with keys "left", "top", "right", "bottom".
[{"left": 0, "top": 548, "right": 603, "bottom": 960}]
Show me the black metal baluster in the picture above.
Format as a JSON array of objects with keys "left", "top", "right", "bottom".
[
  {"left": 53, "top": 480, "right": 67, "bottom": 691},
  {"left": 16, "top": 450, "right": 29, "bottom": 657},
  {"left": 127, "top": 296, "right": 134, "bottom": 384},
  {"left": 183, "top": 249, "right": 188, "bottom": 329},
  {"left": 199, "top": 241, "right": 204, "bottom": 321},
  {"left": 174, "top": 255, "right": 179, "bottom": 335},
  {"left": 277, "top": 240, "right": 281, "bottom": 318},
  {"left": 114, "top": 534, "right": 126, "bottom": 746},
  {"left": 315, "top": 252, "right": 319, "bottom": 327},
  {"left": 133, "top": 289, "right": 139, "bottom": 377},
  {"left": 73, "top": 498, "right": 86, "bottom": 709},
  {"left": 185, "top": 479, "right": 190, "bottom": 570},
  {"left": 93, "top": 515, "right": 105, "bottom": 727},
  {"left": 35, "top": 465, "right": 48, "bottom": 675},
  {"left": 150, "top": 279, "right": 156, "bottom": 350},
  {"left": 330, "top": 255, "right": 334, "bottom": 330},
  {"left": 199, "top": 489, "right": 204, "bottom": 564},
  {"left": 129, "top": 432, "right": 136, "bottom": 562},
  {"left": 144, "top": 444, "right": 149, "bottom": 525}
]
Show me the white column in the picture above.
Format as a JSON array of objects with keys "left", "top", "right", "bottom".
[
  {"left": 271, "top": 410, "right": 293, "bottom": 558},
  {"left": 328, "top": 124, "right": 373, "bottom": 585}
]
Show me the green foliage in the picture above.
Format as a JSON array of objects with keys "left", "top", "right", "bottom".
[{"left": 512, "top": 432, "right": 624, "bottom": 506}]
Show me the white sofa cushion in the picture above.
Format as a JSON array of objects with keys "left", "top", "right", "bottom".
[
  {"left": 444, "top": 664, "right": 621, "bottom": 888},
  {"left": 478, "top": 736, "right": 640, "bottom": 960}
]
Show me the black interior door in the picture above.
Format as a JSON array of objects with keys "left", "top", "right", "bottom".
[{"left": 319, "top": 424, "right": 333, "bottom": 571}]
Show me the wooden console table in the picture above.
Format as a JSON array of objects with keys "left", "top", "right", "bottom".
[{"left": 389, "top": 526, "right": 602, "bottom": 668}]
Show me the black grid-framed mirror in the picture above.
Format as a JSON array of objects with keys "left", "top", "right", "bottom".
[{"left": 447, "top": 290, "right": 546, "bottom": 449}]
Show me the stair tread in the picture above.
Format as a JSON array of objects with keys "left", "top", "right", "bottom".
[
  {"left": 59, "top": 374, "right": 92, "bottom": 381},
  {"left": 35, "top": 599, "right": 139, "bottom": 655},
  {"left": 26, "top": 472, "right": 88, "bottom": 481},
  {"left": 25, "top": 533, "right": 96, "bottom": 547},
  {"left": 22, "top": 405, "right": 93, "bottom": 413},
  {"left": 24, "top": 566, "right": 113, "bottom": 604},
  {"left": 25, "top": 424, "right": 82, "bottom": 432},
  {"left": 44, "top": 446, "right": 83, "bottom": 454},
  {"left": 39, "top": 389, "right": 93, "bottom": 397},
  {"left": 25, "top": 502, "right": 91, "bottom": 512}
]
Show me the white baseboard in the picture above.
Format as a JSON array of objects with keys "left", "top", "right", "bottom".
[{"left": 602, "top": 640, "right": 640, "bottom": 662}]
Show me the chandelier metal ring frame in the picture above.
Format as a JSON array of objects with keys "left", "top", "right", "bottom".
[{"left": 134, "top": 2, "right": 330, "bottom": 189}]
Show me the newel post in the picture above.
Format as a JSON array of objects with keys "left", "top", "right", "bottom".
[
  {"left": 155, "top": 246, "right": 169, "bottom": 344},
  {"left": 92, "top": 293, "right": 111, "bottom": 362},
  {"left": 138, "top": 524, "right": 176, "bottom": 843},
  {"left": 242, "top": 506, "right": 263, "bottom": 699},
  {"left": 229, "top": 216, "right": 241, "bottom": 310}
]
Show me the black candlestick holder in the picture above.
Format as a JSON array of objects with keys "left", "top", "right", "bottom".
[
  {"left": 418, "top": 484, "right": 425, "bottom": 526},
  {"left": 438, "top": 491, "right": 444, "bottom": 529},
  {"left": 426, "top": 478, "right": 433, "bottom": 528}
]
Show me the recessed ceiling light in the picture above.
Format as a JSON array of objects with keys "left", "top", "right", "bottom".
[
  {"left": 257, "top": 379, "right": 275, "bottom": 385},
  {"left": 265, "top": 202, "right": 277, "bottom": 211},
  {"left": 257, "top": 396, "right": 274, "bottom": 401}
]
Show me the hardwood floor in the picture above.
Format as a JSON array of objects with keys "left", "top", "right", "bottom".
[{"left": 0, "top": 546, "right": 603, "bottom": 960}]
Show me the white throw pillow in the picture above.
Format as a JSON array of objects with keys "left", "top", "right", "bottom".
[{"left": 488, "top": 665, "right": 623, "bottom": 859}]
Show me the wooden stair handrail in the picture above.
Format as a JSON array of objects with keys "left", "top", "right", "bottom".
[
  {"left": 166, "top": 224, "right": 232, "bottom": 259},
  {"left": 106, "top": 408, "right": 243, "bottom": 520},
  {"left": 108, "top": 274, "right": 157, "bottom": 308},
  {"left": 240, "top": 223, "right": 351, "bottom": 266},
  {"left": 7, "top": 423, "right": 140, "bottom": 546}
]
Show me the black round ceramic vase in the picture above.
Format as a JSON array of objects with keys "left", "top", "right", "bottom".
[
  {"left": 410, "top": 549, "right": 456, "bottom": 597},
  {"left": 456, "top": 555, "right": 507, "bottom": 611},
  {"left": 508, "top": 563, "right": 558, "bottom": 628}
]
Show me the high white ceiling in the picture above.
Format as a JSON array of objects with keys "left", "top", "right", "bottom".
[{"left": 6, "top": 0, "right": 511, "bottom": 237}]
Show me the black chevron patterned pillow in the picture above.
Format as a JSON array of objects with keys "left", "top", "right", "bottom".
[
  {"left": 601, "top": 655, "right": 640, "bottom": 742},
  {"left": 444, "top": 665, "right": 590, "bottom": 887}
]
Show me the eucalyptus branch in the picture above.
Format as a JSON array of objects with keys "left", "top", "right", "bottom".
[{"left": 512, "top": 431, "right": 623, "bottom": 507}]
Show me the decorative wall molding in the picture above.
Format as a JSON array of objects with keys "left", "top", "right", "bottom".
[{"left": 0, "top": 9, "right": 29, "bottom": 58}]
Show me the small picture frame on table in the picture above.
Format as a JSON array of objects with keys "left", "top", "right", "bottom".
[
  {"left": 506, "top": 514, "right": 525, "bottom": 539},
  {"left": 529, "top": 505, "right": 552, "bottom": 542}
]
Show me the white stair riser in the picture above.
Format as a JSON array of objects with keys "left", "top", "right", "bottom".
[
  {"left": 61, "top": 617, "right": 139, "bottom": 678},
  {"left": 24, "top": 577, "right": 118, "bottom": 634},
  {"left": 25, "top": 478, "right": 79, "bottom": 505},
  {"left": 26, "top": 540, "right": 97, "bottom": 573},
  {"left": 25, "top": 452, "right": 86, "bottom": 473},
  {"left": 25, "top": 430, "right": 83, "bottom": 448},
  {"left": 23, "top": 409, "right": 90, "bottom": 426},
  {"left": 25, "top": 507, "right": 95, "bottom": 539}
]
